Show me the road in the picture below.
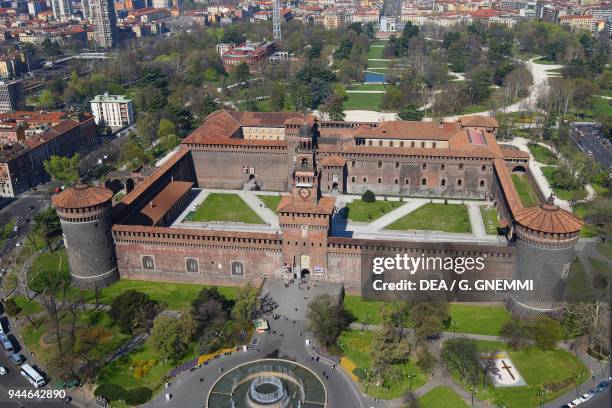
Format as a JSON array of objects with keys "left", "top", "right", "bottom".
[{"left": 571, "top": 123, "right": 612, "bottom": 169}]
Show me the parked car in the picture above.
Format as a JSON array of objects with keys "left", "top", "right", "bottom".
[
  {"left": 8, "top": 354, "right": 23, "bottom": 365},
  {"left": 0, "top": 366, "right": 7, "bottom": 375}
]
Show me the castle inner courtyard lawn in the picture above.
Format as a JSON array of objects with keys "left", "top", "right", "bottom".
[
  {"left": 186, "top": 193, "right": 264, "bottom": 224},
  {"left": 385, "top": 203, "right": 471, "bottom": 233},
  {"left": 257, "top": 194, "right": 282, "bottom": 213},
  {"left": 511, "top": 173, "right": 539, "bottom": 207},
  {"left": 344, "top": 199, "right": 403, "bottom": 222}
]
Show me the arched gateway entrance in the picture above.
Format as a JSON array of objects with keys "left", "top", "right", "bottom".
[{"left": 300, "top": 269, "right": 310, "bottom": 280}]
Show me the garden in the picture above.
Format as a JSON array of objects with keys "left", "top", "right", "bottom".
[
  {"left": 385, "top": 203, "right": 471, "bottom": 233},
  {"left": 185, "top": 193, "right": 264, "bottom": 224}
]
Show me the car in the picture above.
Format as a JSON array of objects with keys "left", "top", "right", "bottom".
[
  {"left": 0, "top": 366, "right": 7, "bottom": 375},
  {"left": 15, "top": 242, "right": 21, "bottom": 247},
  {"left": 8, "top": 354, "right": 23, "bottom": 365},
  {"left": 595, "top": 380, "right": 609, "bottom": 392},
  {"left": 569, "top": 397, "right": 582, "bottom": 406},
  {"left": 12, "top": 226, "right": 18, "bottom": 232},
  {"left": 579, "top": 393, "right": 592, "bottom": 402}
]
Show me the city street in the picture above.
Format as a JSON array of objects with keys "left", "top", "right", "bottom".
[{"left": 571, "top": 123, "right": 612, "bottom": 169}]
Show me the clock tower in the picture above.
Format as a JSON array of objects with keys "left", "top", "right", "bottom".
[{"left": 278, "top": 120, "right": 336, "bottom": 280}]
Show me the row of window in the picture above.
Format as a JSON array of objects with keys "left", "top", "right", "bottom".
[
  {"left": 141, "top": 256, "right": 246, "bottom": 276},
  {"left": 361, "top": 140, "right": 439, "bottom": 148},
  {"left": 349, "top": 176, "right": 487, "bottom": 188},
  {"left": 353, "top": 161, "right": 487, "bottom": 172}
]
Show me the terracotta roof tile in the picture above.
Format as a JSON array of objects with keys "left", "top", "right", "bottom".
[
  {"left": 184, "top": 137, "right": 286, "bottom": 148},
  {"left": 277, "top": 195, "right": 336, "bottom": 215},
  {"left": 501, "top": 148, "right": 530, "bottom": 159},
  {"left": 493, "top": 158, "right": 523, "bottom": 214},
  {"left": 228, "top": 111, "right": 304, "bottom": 127},
  {"left": 52, "top": 183, "right": 113, "bottom": 209},
  {"left": 137, "top": 181, "right": 193, "bottom": 226},
  {"left": 320, "top": 155, "right": 346, "bottom": 167},
  {"left": 352, "top": 121, "right": 461, "bottom": 140},
  {"left": 459, "top": 115, "right": 499, "bottom": 128},
  {"left": 318, "top": 144, "right": 497, "bottom": 159},
  {"left": 514, "top": 199, "right": 583, "bottom": 234}
]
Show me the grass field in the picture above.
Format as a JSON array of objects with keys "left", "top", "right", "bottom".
[
  {"left": 343, "top": 296, "right": 510, "bottom": 336},
  {"left": 257, "top": 195, "right": 283, "bottom": 213},
  {"left": 386, "top": 203, "right": 471, "bottom": 233},
  {"left": 533, "top": 57, "right": 559, "bottom": 65},
  {"left": 367, "top": 60, "right": 392, "bottom": 69},
  {"left": 589, "top": 257, "right": 611, "bottom": 276},
  {"left": 448, "top": 340, "right": 589, "bottom": 408},
  {"left": 480, "top": 206, "right": 500, "bottom": 235},
  {"left": 540, "top": 167, "right": 586, "bottom": 200},
  {"left": 344, "top": 199, "right": 403, "bottom": 222},
  {"left": 367, "top": 46, "right": 385, "bottom": 59},
  {"left": 347, "top": 83, "right": 387, "bottom": 92},
  {"left": 94, "top": 279, "right": 239, "bottom": 310},
  {"left": 186, "top": 193, "right": 264, "bottom": 224},
  {"left": 573, "top": 204, "right": 600, "bottom": 238},
  {"left": 511, "top": 174, "right": 540, "bottom": 207},
  {"left": 344, "top": 92, "right": 384, "bottom": 110},
  {"left": 528, "top": 144, "right": 558, "bottom": 165},
  {"left": 596, "top": 241, "right": 612, "bottom": 259},
  {"left": 418, "top": 386, "right": 469, "bottom": 408},
  {"left": 565, "top": 260, "right": 591, "bottom": 299},
  {"left": 339, "top": 330, "right": 426, "bottom": 399}
]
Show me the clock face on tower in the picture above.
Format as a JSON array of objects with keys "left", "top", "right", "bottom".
[{"left": 299, "top": 188, "right": 311, "bottom": 199}]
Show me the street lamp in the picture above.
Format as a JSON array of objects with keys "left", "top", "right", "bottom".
[
  {"left": 470, "top": 385, "right": 477, "bottom": 407},
  {"left": 408, "top": 372, "right": 416, "bottom": 391},
  {"left": 536, "top": 388, "right": 546, "bottom": 408},
  {"left": 451, "top": 321, "right": 458, "bottom": 337}
]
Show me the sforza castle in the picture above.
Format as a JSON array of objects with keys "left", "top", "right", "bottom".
[{"left": 51, "top": 110, "right": 583, "bottom": 316}]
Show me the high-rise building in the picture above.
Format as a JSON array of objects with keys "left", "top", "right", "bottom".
[
  {"left": 0, "top": 80, "right": 24, "bottom": 113},
  {"left": 51, "top": 0, "right": 73, "bottom": 20},
  {"left": 91, "top": 0, "right": 117, "bottom": 48},
  {"left": 82, "top": 0, "right": 91, "bottom": 19}
]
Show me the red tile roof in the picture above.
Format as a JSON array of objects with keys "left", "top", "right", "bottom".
[
  {"left": 320, "top": 155, "right": 346, "bottom": 167},
  {"left": 52, "top": 183, "right": 113, "bottom": 209},
  {"left": 278, "top": 195, "right": 336, "bottom": 215},
  {"left": 514, "top": 198, "right": 583, "bottom": 234},
  {"left": 138, "top": 181, "right": 193, "bottom": 226},
  {"left": 352, "top": 121, "right": 461, "bottom": 140}
]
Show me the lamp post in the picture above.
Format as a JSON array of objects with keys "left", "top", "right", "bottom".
[
  {"left": 470, "top": 385, "right": 477, "bottom": 407},
  {"left": 536, "top": 388, "right": 546, "bottom": 408},
  {"left": 451, "top": 321, "right": 458, "bottom": 337},
  {"left": 408, "top": 372, "right": 416, "bottom": 392}
]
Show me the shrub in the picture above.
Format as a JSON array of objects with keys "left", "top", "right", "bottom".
[
  {"left": 416, "top": 348, "right": 436, "bottom": 374},
  {"left": 4, "top": 299, "right": 21, "bottom": 316},
  {"left": 94, "top": 383, "right": 126, "bottom": 401},
  {"left": 124, "top": 387, "right": 153, "bottom": 405},
  {"left": 362, "top": 190, "right": 376, "bottom": 203},
  {"left": 531, "top": 316, "right": 562, "bottom": 350}
]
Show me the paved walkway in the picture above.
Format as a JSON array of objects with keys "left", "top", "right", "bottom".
[{"left": 467, "top": 202, "right": 487, "bottom": 238}]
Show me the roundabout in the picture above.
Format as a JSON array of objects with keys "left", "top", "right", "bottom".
[{"left": 207, "top": 359, "right": 327, "bottom": 408}]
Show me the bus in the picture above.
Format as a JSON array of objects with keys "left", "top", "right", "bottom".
[
  {"left": 0, "top": 334, "right": 13, "bottom": 353},
  {"left": 20, "top": 364, "right": 45, "bottom": 388}
]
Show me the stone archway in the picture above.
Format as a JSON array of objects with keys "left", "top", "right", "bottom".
[
  {"left": 300, "top": 269, "right": 310, "bottom": 280},
  {"left": 125, "top": 178, "right": 135, "bottom": 193},
  {"left": 512, "top": 165, "right": 527, "bottom": 173}
]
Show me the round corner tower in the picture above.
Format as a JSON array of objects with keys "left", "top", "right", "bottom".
[
  {"left": 507, "top": 195, "right": 583, "bottom": 318},
  {"left": 51, "top": 182, "right": 119, "bottom": 289}
]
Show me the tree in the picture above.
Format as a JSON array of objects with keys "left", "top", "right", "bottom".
[
  {"left": 442, "top": 339, "right": 481, "bottom": 386},
  {"left": 150, "top": 312, "right": 197, "bottom": 362},
  {"left": 108, "top": 290, "right": 162, "bottom": 335},
  {"left": 362, "top": 190, "right": 376, "bottom": 203},
  {"left": 38, "top": 89, "right": 56, "bottom": 109},
  {"left": 411, "top": 298, "right": 449, "bottom": 343},
  {"left": 136, "top": 113, "right": 159, "bottom": 147},
  {"left": 322, "top": 88, "right": 346, "bottom": 121},
  {"left": 468, "top": 69, "right": 493, "bottom": 106},
  {"left": 235, "top": 62, "right": 251, "bottom": 85},
  {"left": 531, "top": 316, "right": 562, "bottom": 350},
  {"left": 32, "top": 208, "right": 61, "bottom": 252},
  {"left": 231, "top": 283, "right": 260, "bottom": 326},
  {"left": 500, "top": 318, "right": 532, "bottom": 350},
  {"left": 269, "top": 82, "right": 285, "bottom": 111},
  {"left": 44, "top": 154, "right": 80, "bottom": 185},
  {"left": 398, "top": 105, "right": 423, "bottom": 121},
  {"left": 121, "top": 140, "right": 153, "bottom": 171},
  {"left": 307, "top": 294, "right": 350, "bottom": 348}
]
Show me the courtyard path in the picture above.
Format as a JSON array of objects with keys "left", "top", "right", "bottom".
[{"left": 467, "top": 202, "right": 487, "bottom": 239}]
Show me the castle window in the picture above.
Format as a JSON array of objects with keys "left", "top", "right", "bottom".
[
  {"left": 421, "top": 178, "right": 427, "bottom": 186},
  {"left": 368, "top": 140, "right": 372, "bottom": 146},
  {"left": 457, "top": 179, "right": 463, "bottom": 187},
  {"left": 441, "top": 178, "right": 446, "bottom": 186},
  {"left": 377, "top": 177, "right": 382, "bottom": 184},
  {"left": 394, "top": 178, "right": 399, "bottom": 184},
  {"left": 459, "top": 163, "right": 464, "bottom": 170},
  {"left": 432, "top": 142, "right": 437, "bottom": 148},
  {"left": 479, "top": 179, "right": 486, "bottom": 188},
  {"left": 422, "top": 163, "right": 427, "bottom": 170},
  {"left": 363, "top": 177, "right": 367, "bottom": 182},
  {"left": 185, "top": 258, "right": 199, "bottom": 273},
  {"left": 421, "top": 142, "right": 426, "bottom": 148},
  {"left": 351, "top": 160, "right": 355, "bottom": 167},
  {"left": 301, "top": 158, "right": 309, "bottom": 170},
  {"left": 351, "top": 176, "right": 356, "bottom": 182},
  {"left": 405, "top": 178, "right": 410, "bottom": 185},
  {"left": 395, "top": 162, "right": 399, "bottom": 168},
  {"left": 378, "top": 141, "right": 383, "bottom": 146},
  {"left": 389, "top": 141, "right": 394, "bottom": 147},
  {"left": 378, "top": 161, "right": 382, "bottom": 168},
  {"left": 481, "top": 165, "right": 486, "bottom": 171},
  {"left": 400, "top": 141, "right": 404, "bottom": 147},
  {"left": 411, "top": 141, "right": 415, "bottom": 148},
  {"left": 441, "top": 164, "right": 446, "bottom": 171},
  {"left": 142, "top": 256, "right": 155, "bottom": 270}
]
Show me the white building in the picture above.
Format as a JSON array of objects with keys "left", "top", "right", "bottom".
[{"left": 90, "top": 93, "right": 134, "bottom": 127}]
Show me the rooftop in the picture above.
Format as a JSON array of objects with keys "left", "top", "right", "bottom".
[
  {"left": 136, "top": 181, "right": 193, "bottom": 226},
  {"left": 52, "top": 182, "right": 113, "bottom": 209},
  {"left": 90, "top": 93, "right": 132, "bottom": 104},
  {"left": 513, "top": 196, "right": 583, "bottom": 234}
]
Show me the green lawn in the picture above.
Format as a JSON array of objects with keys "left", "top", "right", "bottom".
[
  {"left": 95, "top": 279, "right": 239, "bottom": 310},
  {"left": 533, "top": 57, "right": 559, "bottom": 65},
  {"left": 596, "top": 241, "right": 612, "bottom": 259},
  {"left": 186, "top": 193, "right": 264, "bottom": 224},
  {"left": 573, "top": 204, "right": 599, "bottom": 238},
  {"left": 339, "top": 330, "right": 426, "bottom": 399},
  {"left": 449, "top": 304, "right": 511, "bottom": 336},
  {"left": 344, "top": 199, "right": 403, "bottom": 222},
  {"left": 418, "top": 386, "right": 469, "bottom": 408},
  {"left": 565, "top": 259, "right": 592, "bottom": 299},
  {"left": 367, "top": 46, "right": 385, "bottom": 59},
  {"left": 343, "top": 296, "right": 510, "bottom": 336},
  {"left": 448, "top": 340, "right": 589, "bottom": 408},
  {"left": 368, "top": 60, "right": 391, "bottom": 69},
  {"left": 589, "top": 257, "right": 611, "bottom": 276},
  {"left": 511, "top": 174, "right": 540, "bottom": 207},
  {"left": 528, "top": 144, "right": 558, "bottom": 165},
  {"left": 257, "top": 195, "right": 283, "bottom": 213},
  {"left": 348, "top": 83, "right": 387, "bottom": 92},
  {"left": 386, "top": 203, "right": 471, "bottom": 233},
  {"left": 480, "top": 206, "right": 500, "bottom": 235},
  {"left": 344, "top": 92, "right": 384, "bottom": 110},
  {"left": 541, "top": 167, "right": 586, "bottom": 201}
]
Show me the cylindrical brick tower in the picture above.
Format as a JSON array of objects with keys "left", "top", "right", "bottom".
[
  {"left": 51, "top": 182, "right": 118, "bottom": 289},
  {"left": 507, "top": 195, "right": 583, "bottom": 318}
]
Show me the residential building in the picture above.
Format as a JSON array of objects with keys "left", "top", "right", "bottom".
[
  {"left": 0, "top": 80, "right": 24, "bottom": 113},
  {"left": 90, "top": 93, "right": 134, "bottom": 127},
  {"left": 91, "top": 0, "right": 117, "bottom": 48},
  {"left": 51, "top": 0, "right": 73, "bottom": 20}
]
